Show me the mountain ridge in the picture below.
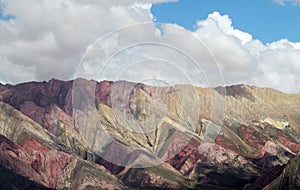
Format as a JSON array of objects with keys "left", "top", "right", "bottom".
[{"left": 0, "top": 78, "right": 299, "bottom": 189}]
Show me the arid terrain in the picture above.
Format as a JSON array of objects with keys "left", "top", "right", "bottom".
[{"left": 0, "top": 78, "right": 300, "bottom": 189}]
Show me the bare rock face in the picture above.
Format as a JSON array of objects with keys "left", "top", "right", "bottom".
[
  {"left": 0, "top": 79, "right": 300, "bottom": 189},
  {"left": 0, "top": 135, "right": 126, "bottom": 190},
  {"left": 245, "top": 156, "right": 300, "bottom": 190},
  {"left": 0, "top": 164, "right": 50, "bottom": 190},
  {"left": 265, "top": 155, "right": 300, "bottom": 189},
  {"left": 0, "top": 134, "right": 71, "bottom": 188}
]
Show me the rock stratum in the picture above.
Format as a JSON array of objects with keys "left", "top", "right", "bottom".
[{"left": 0, "top": 78, "right": 299, "bottom": 189}]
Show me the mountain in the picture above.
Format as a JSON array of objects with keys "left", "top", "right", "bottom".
[{"left": 0, "top": 78, "right": 299, "bottom": 189}]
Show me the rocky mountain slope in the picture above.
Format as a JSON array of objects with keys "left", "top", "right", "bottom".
[{"left": 0, "top": 78, "right": 299, "bottom": 189}]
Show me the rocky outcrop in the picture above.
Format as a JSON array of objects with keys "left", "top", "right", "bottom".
[
  {"left": 245, "top": 156, "right": 300, "bottom": 190},
  {"left": 0, "top": 134, "right": 71, "bottom": 188},
  {"left": 0, "top": 134, "right": 126, "bottom": 189},
  {"left": 263, "top": 155, "right": 300, "bottom": 189},
  {"left": 0, "top": 163, "right": 50, "bottom": 190},
  {"left": 121, "top": 163, "right": 196, "bottom": 190}
]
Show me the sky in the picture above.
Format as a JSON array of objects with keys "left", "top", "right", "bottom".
[
  {"left": 152, "top": 0, "right": 300, "bottom": 43},
  {"left": 0, "top": 0, "right": 300, "bottom": 93}
]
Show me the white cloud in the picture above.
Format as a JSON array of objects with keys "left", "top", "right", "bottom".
[
  {"left": 203, "top": 12, "right": 252, "bottom": 44},
  {"left": 0, "top": 0, "right": 163, "bottom": 84},
  {"left": 193, "top": 12, "right": 300, "bottom": 93},
  {"left": 194, "top": 12, "right": 258, "bottom": 85},
  {"left": 0, "top": 1, "right": 300, "bottom": 93},
  {"left": 274, "top": 0, "right": 300, "bottom": 5}
]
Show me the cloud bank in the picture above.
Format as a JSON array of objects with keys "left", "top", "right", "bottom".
[{"left": 0, "top": 0, "right": 300, "bottom": 93}]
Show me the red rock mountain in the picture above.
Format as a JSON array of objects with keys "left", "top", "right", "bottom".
[{"left": 0, "top": 78, "right": 299, "bottom": 189}]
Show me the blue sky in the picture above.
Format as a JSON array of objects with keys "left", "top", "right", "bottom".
[
  {"left": 0, "top": 5, "right": 13, "bottom": 21},
  {"left": 152, "top": 0, "right": 300, "bottom": 44}
]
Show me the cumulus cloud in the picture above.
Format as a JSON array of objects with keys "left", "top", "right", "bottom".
[
  {"left": 193, "top": 11, "right": 300, "bottom": 93},
  {"left": 0, "top": 1, "right": 300, "bottom": 93},
  {"left": 194, "top": 12, "right": 258, "bottom": 85},
  {"left": 0, "top": 0, "right": 167, "bottom": 84}
]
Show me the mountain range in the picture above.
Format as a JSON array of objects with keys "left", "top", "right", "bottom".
[{"left": 0, "top": 78, "right": 299, "bottom": 189}]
